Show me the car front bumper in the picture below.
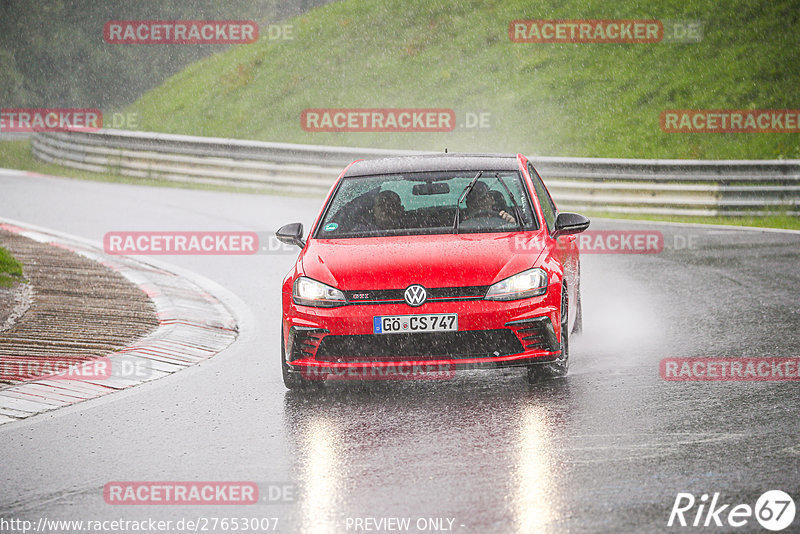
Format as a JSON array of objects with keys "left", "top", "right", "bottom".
[{"left": 283, "top": 291, "right": 563, "bottom": 377}]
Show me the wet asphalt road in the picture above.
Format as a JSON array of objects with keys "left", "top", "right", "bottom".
[{"left": 0, "top": 171, "right": 798, "bottom": 533}]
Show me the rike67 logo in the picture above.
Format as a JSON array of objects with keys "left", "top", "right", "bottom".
[{"left": 668, "top": 490, "right": 796, "bottom": 531}]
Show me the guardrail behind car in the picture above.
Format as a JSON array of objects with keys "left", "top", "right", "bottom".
[{"left": 31, "top": 129, "right": 800, "bottom": 216}]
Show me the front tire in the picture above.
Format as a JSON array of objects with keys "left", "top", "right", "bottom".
[{"left": 527, "top": 284, "right": 569, "bottom": 383}]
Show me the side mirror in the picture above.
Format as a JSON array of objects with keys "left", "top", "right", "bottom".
[
  {"left": 553, "top": 212, "right": 590, "bottom": 237},
  {"left": 276, "top": 222, "right": 305, "bottom": 249}
]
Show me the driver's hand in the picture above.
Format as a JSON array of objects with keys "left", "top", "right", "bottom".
[{"left": 498, "top": 210, "right": 516, "bottom": 223}]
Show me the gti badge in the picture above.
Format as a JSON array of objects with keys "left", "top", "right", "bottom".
[{"left": 404, "top": 284, "right": 427, "bottom": 307}]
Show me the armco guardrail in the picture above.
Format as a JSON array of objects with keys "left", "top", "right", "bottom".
[{"left": 31, "top": 129, "right": 800, "bottom": 216}]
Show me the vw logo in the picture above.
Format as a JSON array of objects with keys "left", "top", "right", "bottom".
[{"left": 404, "top": 284, "right": 427, "bottom": 307}]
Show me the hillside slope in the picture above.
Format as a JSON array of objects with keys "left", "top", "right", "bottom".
[{"left": 127, "top": 0, "right": 800, "bottom": 159}]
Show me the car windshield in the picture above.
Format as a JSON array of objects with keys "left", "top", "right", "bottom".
[{"left": 314, "top": 170, "right": 538, "bottom": 239}]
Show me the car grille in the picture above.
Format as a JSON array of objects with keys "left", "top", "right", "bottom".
[
  {"left": 315, "top": 329, "right": 524, "bottom": 362},
  {"left": 343, "top": 285, "right": 489, "bottom": 304}
]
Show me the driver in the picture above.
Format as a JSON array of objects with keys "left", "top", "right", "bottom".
[
  {"left": 372, "top": 190, "right": 405, "bottom": 229},
  {"left": 465, "top": 182, "right": 516, "bottom": 224}
]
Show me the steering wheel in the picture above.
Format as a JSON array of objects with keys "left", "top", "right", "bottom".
[
  {"left": 460, "top": 209, "right": 510, "bottom": 230},
  {"left": 467, "top": 209, "right": 505, "bottom": 220}
]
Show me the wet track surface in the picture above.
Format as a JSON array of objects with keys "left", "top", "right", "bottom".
[{"left": 1, "top": 171, "right": 799, "bottom": 533}]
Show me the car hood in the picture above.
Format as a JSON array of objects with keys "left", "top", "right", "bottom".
[{"left": 300, "top": 232, "right": 546, "bottom": 290}]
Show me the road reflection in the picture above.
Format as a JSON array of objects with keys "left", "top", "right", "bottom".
[
  {"left": 298, "top": 415, "right": 342, "bottom": 534},
  {"left": 513, "top": 404, "right": 551, "bottom": 532},
  {"left": 282, "top": 373, "right": 572, "bottom": 533}
]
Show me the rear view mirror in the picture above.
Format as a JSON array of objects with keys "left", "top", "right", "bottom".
[
  {"left": 412, "top": 182, "right": 450, "bottom": 195},
  {"left": 276, "top": 222, "right": 305, "bottom": 249},
  {"left": 553, "top": 212, "right": 590, "bottom": 237}
]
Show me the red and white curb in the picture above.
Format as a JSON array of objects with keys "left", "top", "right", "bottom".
[{"left": 0, "top": 218, "right": 240, "bottom": 425}]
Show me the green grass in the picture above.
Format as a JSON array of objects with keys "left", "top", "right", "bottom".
[
  {"left": 0, "top": 140, "right": 31, "bottom": 170},
  {"left": 124, "top": 0, "right": 800, "bottom": 159},
  {"left": 581, "top": 210, "right": 800, "bottom": 230},
  {"left": 0, "top": 245, "right": 25, "bottom": 288}
]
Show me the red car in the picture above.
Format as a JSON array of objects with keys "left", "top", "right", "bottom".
[{"left": 276, "top": 154, "right": 589, "bottom": 388}]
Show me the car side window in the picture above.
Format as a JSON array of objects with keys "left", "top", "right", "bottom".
[{"left": 528, "top": 163, "right": 557, "bottom": 233}]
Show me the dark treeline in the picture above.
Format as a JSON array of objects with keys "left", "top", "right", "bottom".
[{"left": 0, "top": 0, "right": 333, "bottom": 109}]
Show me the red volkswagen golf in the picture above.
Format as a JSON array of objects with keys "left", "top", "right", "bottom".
[{"left": 276, "top": 153, "right": 590, "bottom": 388}]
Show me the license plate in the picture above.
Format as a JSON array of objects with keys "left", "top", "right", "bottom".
[{"left": 373, "top": 314, "right": 458, "bottom": 334}]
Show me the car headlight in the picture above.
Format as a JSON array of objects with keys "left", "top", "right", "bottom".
[
  {"left": 485, "top": 268, "right": 548, "bottom": 301},
  {"left": 293, "top": 276, "right": 346, "bottom": 307}
]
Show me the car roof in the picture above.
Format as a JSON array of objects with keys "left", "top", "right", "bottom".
[{"left": 342, "top": 153, "right": 522, "bottom": 177}]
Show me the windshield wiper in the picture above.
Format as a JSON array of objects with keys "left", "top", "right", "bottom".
[
  {"left": 453, "top": 170, "right": 483, "bottom": 233},
  {"left": 496, "top": 174, "right": 524, "bottom": 230}
]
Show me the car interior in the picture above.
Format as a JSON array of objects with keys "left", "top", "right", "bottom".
[{"left": 322, "top": 177, "right": 533, "bottom": 236}]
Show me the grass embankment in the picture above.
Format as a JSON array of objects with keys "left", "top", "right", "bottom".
[
  {"left": 126, "top": 0, "right": 800, "bottom": 159},
  {"left": 0, "top": 245, "right": 25, "bottom": 288},
  {"left": 580, "top": 211, "right": 800, "bottom": 231}
]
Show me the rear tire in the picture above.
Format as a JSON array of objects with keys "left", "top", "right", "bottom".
[{"left": 527, "top": 284, "right": 569, "bottom": 383}]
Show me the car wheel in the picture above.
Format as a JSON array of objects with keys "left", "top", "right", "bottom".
[
  {"left": 281, "top": 330, "right": 319, "bottom": 390},
  {"left": 527, "top": 283, "right": 569, "bottom": 383}
]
